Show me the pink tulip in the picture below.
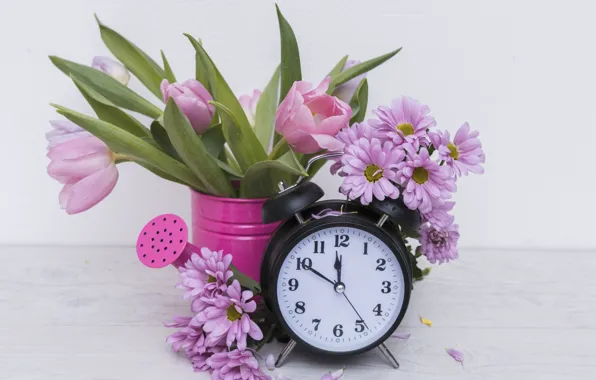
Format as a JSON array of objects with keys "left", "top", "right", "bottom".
[
  {"left": 160, "top": 79, "right": 215, "bottom": 134},
  {"left": 275, "top": 77, "right": 352, "bottom": 154},
  {"left": 92, "top": 56, "right": 130, "bottom": 85},
  {"left": 47, "top": 120, "right": 119, "bottom": 214},
  {"left": 238, "top": 89, "right": 261, "bottom": 127}
]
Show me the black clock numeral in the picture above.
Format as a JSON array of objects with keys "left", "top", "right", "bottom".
[
  {"left": 313, "top": 241, "right": 325, "bottom": 254},
  {"left": 373, "top": 303, "right": 383, "bottom": 316},
  {"left": 312, "top": 318, "right": 321, "bottom": 331},
  {"left": 355, "top": 319, "right": 365, "bottom": 333},
  {"left": 381, "top": 281, "right": 391, "bottom": 294},
  {"left": 376, "top": 258, "right": 387, "bottom": 271},
  {"left": 296, "top": 257, "right": 312, "bottom": 270},
  {"left": 288, "top": 278, "right": 299, "bottom": 291},
  {"left": 363, "top": 242, "right": 368, "bottom": 255},
  {"left": 334, "top": 234, "right": 350, "bottom": 247},
  {"left": 295, "top": 301, "right": 306, "bottom": 314},
  {"left": 333, "top": 324, "right": 344, "bottom": 337}
]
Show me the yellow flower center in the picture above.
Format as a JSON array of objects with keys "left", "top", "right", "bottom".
[
  {"left": 364, "top": 165, "right": 383, "bottom": 183},
  {"left": 207, "top": 275, "right": 216, "bottom": 283},
  {"left": 447, "top": 143, "right": 459, "bottom": 160},
  {"left": 226, "top": 305, "right": 242, "bottom": 322},
  {"left": 396, "top": 123, "right": 415, "bottom": 136},
  {"left": 413, "top": 167, "right": 429, "bottom": 184}
]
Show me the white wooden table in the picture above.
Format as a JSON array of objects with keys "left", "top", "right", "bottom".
[{"left": 1, "top": 247, "right": 594, "bottom": 379}]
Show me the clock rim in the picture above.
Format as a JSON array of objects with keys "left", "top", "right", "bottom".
[{"left": 267, "top": 215, "right": 412, "bottom": 356}]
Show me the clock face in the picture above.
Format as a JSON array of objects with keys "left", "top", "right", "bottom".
[{"left": 274, "top": 224, "right": 407, "bottom": 354}]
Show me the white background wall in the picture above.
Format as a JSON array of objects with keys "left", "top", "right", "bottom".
[{"left": 0, "top": 0, "right": 594, "bottom": 249}]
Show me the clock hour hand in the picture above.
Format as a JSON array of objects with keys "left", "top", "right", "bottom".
[
  {"left": 334, "top": 252, "right": 342, "bottom": 285},
  {"left": 307, "top": 266, "right": 336, "bottom": 287}
]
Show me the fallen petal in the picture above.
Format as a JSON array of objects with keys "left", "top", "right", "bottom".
[
  {"left": 321, "top": 368, "right": 344, "bottom": 380},
  {"left": 447, "top": 348, "right": 464, "bottom": 363},
  {"left": 391, "top": 332, "right": 411, "bottom": 340},
  {"left": 266, "top": 354, "right": 275, "bottom": 371},
  {"left": 420, "top": 316, "right": 433, "bottom": 327}
]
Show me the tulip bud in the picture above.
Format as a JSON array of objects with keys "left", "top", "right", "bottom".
[
  {"left": 160, "top": 79, "right": 215, "bottom": 134},
  {"left": 238, "top": 89, "right": 262, "bottom": 127},
  {"left": 91, "top": 56, "right": 130, "bottom": 85},
  {"left": 332, "top": 60, "right": 366, "bottom": 103}
]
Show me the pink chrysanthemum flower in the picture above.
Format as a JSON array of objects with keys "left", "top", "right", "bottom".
[
  {"left": 339, "top": 137, "right": 404, "bottom": 205},
  {"left": 329, "top": 122, "right": 381, "bottom": 175},
  {"left": 419, "top": 222, "right": 460, "bottom": 264},
  {"left": 429, "top": 123, "right": 485, "bottom": 176},
  {"left": 369, "top": 97, "right": 436, "bottom": 148},
  {"left": 207, "top": 349, "right": 271, "bottom": 380},
  {"left": 193, "top": 280, "right": 263, "bottom": 350},
  {"left": 177, "top": 248, "right": 233, "bottom": 313},
  {"left": 165, "top": 316, "right": 207, "bottom": 356},
  {"left": 421, "top": 198, "right": 455, "bottom": 229},
  {"left": 397, "top": 144, "right": 456, "bottom": 213}
]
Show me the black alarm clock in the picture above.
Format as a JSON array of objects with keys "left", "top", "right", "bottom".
[{"left": 260, "top": 153, "right": 420, "bottom": 369}]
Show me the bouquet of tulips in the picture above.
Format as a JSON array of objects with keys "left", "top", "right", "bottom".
[
  {"left": 47, "top": 6, "right": 402, "bottom": 213},
  {"left": 47, "top": 5, "right": 485, "bottom": 379}
]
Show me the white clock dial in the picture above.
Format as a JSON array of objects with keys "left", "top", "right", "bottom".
[{"left": 276, "top": 226, "right": 406, "bottom": 353}]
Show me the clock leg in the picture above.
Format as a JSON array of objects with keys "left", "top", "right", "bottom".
[
  {"left": 275, "top": 339, "right": 297, "bottom": 368},
  {"left": 378, "top": 343, "right": 400, "bottom": 369}
]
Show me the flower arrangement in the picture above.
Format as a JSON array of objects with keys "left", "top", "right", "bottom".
[{"left": 46, "top": 5, "right": 484, "bottom": 379}]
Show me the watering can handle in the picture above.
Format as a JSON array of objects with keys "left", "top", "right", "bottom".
[{"left": 295, "top": 151, "right": 343, "bottom": 186}]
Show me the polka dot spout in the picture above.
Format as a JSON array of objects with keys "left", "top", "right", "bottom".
[{"left": 136, "top": 214, "right": 197, "bottom": 268}]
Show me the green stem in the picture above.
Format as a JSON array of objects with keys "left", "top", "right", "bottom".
[
  {"left": 268, "top": 138, "right": 288, "bottom": 160},
  {"left": 113, "top": 153, "right": 132, "bottom": 163}
]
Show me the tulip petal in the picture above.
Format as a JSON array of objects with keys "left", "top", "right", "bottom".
[
  {"left": 446, "top": 348, "right": 464, "bottom": 363},
  {"left": 48, "top": 152, "right": 113, "bottom": 183},
  {"left": 311, "top": 134, "right": 345, "bottom": 152},
  {"left": 64, "top": 164, "right": 118, "bottom": 214},
  {"left": 47, "top": 135, "right": 109, "bottom": 160}
]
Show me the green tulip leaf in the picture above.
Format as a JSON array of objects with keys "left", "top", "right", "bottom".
[
  {"left": 128, "top": 160, "right": 186, "bottom": 186},
  {"left": 327, "top": 55, "right": 349, "bottom": 77},
  {"left": 210, "top": 101, "right": 268, "bottom": 172},
  {"left": 161, "top": 50, "right": 177, "bottom": 83},
  {"left": 72, "top": 77, "right": 151, "bottom": 139},
  {"left": 328, "top": 48, "right": 402, "bottom": 93},
  {"left": 52, "top": 104, "right": 205, "bottom": 191},
  {"left": 230, "top": 263, "right": 262, "bottom": 294},
  {"left": 150, "top": 120, "right": 181, "bottom": 161},
  {"left": 254, "top": 66, "right": 280, "bottom": 150},
  {"left": 349, "top": 78, "right": 369, "bottom": 124},
  {"left": 201, "top": 124, "right": 226, "bottom": 158},
  {"left": 95, "top": 15, "right": 165, "bottom": 99},
  {"left": 240, "top": 150, "right": 308, "bottom": 198},
  {"left": 50, "top": 56, "right": 162, "bottom": 118},
  {"left": 276, "top": 4, "right": 302, "bottom": 102},
  {"left": 163, "top": 98, "right": 235, "bottom": 196}
]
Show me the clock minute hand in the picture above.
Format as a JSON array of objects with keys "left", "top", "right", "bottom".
[{"left": 307, "top": 266, "right": 336, "bottom": 287}]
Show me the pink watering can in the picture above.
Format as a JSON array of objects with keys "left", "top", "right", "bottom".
[{"left": 136, "top": 214, "right": 198, "bottom": 269}]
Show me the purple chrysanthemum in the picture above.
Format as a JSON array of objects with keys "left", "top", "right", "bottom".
[
  {"left": 207, "top": 349, "right": 271, "bottom": 380},
  {"left": 419, "top": 222, "right": 460, "bottom": 264},
  {"left": 330, "top": 122, "right": 381, "bottom": 175},
  {"left": 177, "top": 248, "right": 233, "bottom": 313},
  {"left": 397, "top": 144, "right": 456, "bottom": 213},
  {"left": 191, "top": 345, "right": 226, "bottom": 373},
  {"left": 165, "top": 316, "right": 207, "bottom": 356},
  {"left": 421, "top": 198, "right": 455, "bottom": 229},
  {"left": 339, "top": 137, "right": 404, "bottom": 205},
  {"left": 369, "top": 97, "right": 436, "bottom": 148},
  {"left": 193, "top": 280, "right": 263, "bottom": 350},
  {"left": 429, "top": 123, "right": 485, "bottom": 176}
]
